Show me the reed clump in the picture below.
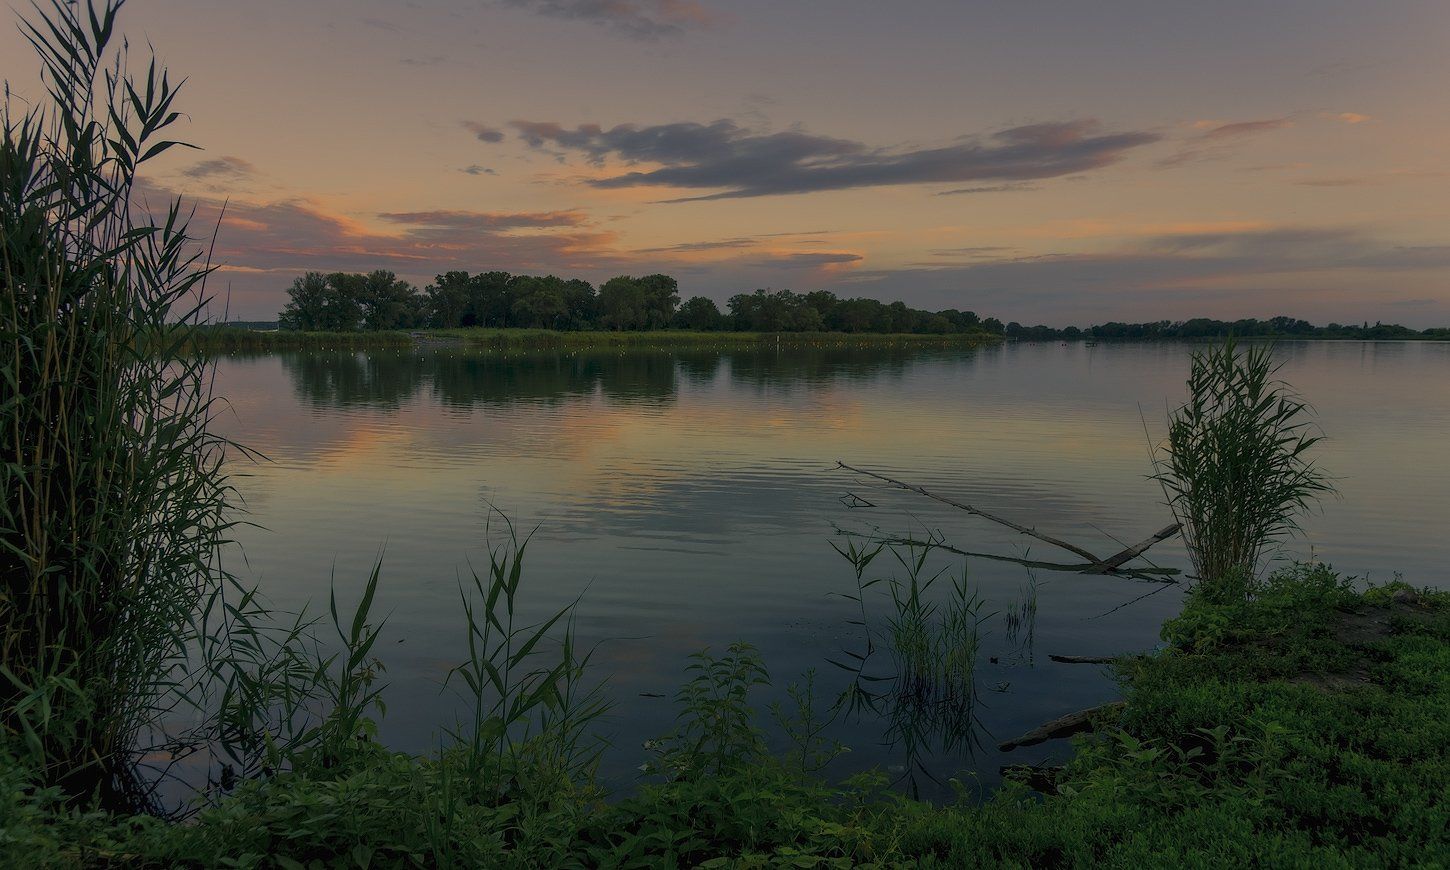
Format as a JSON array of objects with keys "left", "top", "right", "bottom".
[
  {"left": 1, "top": 0, "right": 233, "bottom": 808},
  {"left": 1153, "top": 340, "right": 1332, "bottom": 601}
]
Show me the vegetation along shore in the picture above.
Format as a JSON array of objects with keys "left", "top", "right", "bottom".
[{"left": 238, "top": 267, "right": 1448, "bottom": 348}]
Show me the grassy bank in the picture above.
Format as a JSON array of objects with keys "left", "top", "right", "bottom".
[
  {"left": 189, "top": 325, "right": 1003, "bottom": 354},
  {"left": 3, "top": 565, "right": 1444, "bottom": 867}
]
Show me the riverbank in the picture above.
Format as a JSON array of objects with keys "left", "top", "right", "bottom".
[
  {"left": 187, "top": 326, "right": 1003, "bottom": 354},
  {"left": 4, "top": 565, "right": 1444, "bottom": 866}
]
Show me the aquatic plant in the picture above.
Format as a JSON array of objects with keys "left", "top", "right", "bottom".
[
  {"left": 830, "top": 538, "right": 988, "bottom": 792},
  {"left": 1152, "top": 340, "right": 1332, "bottom": 599},
  {"left": 0, "top": 0, "right": 233, "bottom": 808},
  {"left": 445, "top": 516, "right": 608, "bottom": 803},
  {"left": 1003, "top": 568, "right": 1039, "bottom": 662}
]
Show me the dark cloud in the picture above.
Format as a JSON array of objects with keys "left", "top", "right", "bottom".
[
  {"left": 460, "top": 164, "right": 498, "bottom": 176},
  {"left": 634, "top": 229, "right": 834, "bottom": 254},
  {"left": 635, "top": 238, "right": 758, "bottom": 253},
  {"left": 1198, "top": 118, "right": 1292, "bottom": 139},
  {"left": 462, "top": 121, "right": 506, "bottom": 143},
  {"left": 182, "top": 156, "right": 256, "bottom": 179},
  {"left": 510, "top": 118, "right": 1159, "bottom": 200},
  {"left": 501, "top": 0, "right": 717, "bottom": 40},
  {"left": 376, "top": 209, "right": 586, "bottom": 229},
  {"left": 1138, "top": 226, "right": 1361, "bottom": 257},
  {"left": 1293, "top": 177, "right": 1372, "bottom": 187},
  {"left": 748, "top": 252, "right": 862, "bottom": 268},
  {"left": 927, "top": 245, "right": 1018, "bottom": 260},
  {"left": 936, "top": 183, "right": 1037, "bottom": 196},
  {"left": 1158, "top": 118, "right": 1293, "bottom": 168}
]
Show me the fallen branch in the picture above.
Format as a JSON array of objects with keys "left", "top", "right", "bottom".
[
  {"left": 836, "top": 461, "right": 1103, "bottom": 564},
  {"left": 1095, "top": 523, "right": 1181, "bottom": 571},
  {"left": 1048, "top": 654, "right": 1118, "bottom": 664},
  {"left": 836, "top": 461, "right": 1181, "bottom": 577},
  {"left": 870, "top": 535, "right": 1180, "bottom": 580},
  {"left": 997, "top": 700, "right": 1126, "bottom": 751}
]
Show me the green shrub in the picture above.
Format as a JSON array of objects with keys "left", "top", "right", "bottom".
[{"left": 1153, "top": 340, "right": 1332, "bottom": 600}]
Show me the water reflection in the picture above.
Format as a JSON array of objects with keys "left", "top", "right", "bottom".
[{"left": 261, "top": 344, "right": 980, "bottom": 411}]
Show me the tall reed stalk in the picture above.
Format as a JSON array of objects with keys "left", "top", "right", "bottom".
[
  {"left": 1, "top": 0, "right": 231, "bottom": 808},
  {"left": 1153, "top": 340, "right": 1331, "bottom": 600}
]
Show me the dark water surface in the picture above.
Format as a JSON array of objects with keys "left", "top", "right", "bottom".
[{"left": 213, "top": 340, "right": 1450, "bottom": 797}]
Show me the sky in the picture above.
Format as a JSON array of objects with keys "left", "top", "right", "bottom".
[{"left": 4, "top": 0, "right": 1449, "bottom": 325}]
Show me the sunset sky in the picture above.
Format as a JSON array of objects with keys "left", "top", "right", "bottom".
[{"left": 5, "top": 0, "right": 1448, "bottom": 324}]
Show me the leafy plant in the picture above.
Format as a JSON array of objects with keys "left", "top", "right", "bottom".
[
  {"left": 0, "top": 0, "right": 234, "bottom": 809},
  {"left": 1152, "top": 340, "right": 1332, "bottom": 600},
  {"left": 445, "top": 516, "right": 608, "bottom": 805},
  {"left": 653, "top": 643, "right": 770, "bottom": 778},
  {"left": 771, "top": 669, "right": 848, "bottom": 776}
]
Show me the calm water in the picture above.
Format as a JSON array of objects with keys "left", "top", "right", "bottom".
[{"left": 213, "top": 340, "right": 1450, "bottom": 797}]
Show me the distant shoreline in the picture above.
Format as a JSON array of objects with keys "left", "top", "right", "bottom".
[
  {"left": 187, "top": 326, "right": 1005, "bottom": 353},
  {"left": 188, "top": 324, "right": 1450, "bottom": 354}
]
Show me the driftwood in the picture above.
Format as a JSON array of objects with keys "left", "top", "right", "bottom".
[
  {"left": 997, "top": 701, "right": 1125, "bottom": 751},
  {"left": 835, "top": 462, "right": 1181, "bottom": 577},
  {"left": 1095, "top": 523, "right": 1181, "bottom": 571},
  {"left": 836, "top": 462, "right": 1102, "bottom": 563},
  {"left": 1048, "top": 654, "right": 1118, "bottom": 664},
  {"left": 872, "top": 535, "right": 1180, "bottom": 579}
]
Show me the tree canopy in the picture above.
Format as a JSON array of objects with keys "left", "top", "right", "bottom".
[
  {"left": 276, "top": 271, "right": 996, "bottom": 335},
  {"left": 275, "top": 270, "right": 1448, "bottom": 340}
]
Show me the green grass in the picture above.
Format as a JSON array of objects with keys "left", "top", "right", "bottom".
[
  {"left": 189, "top": 325, "right": 1003, "bottom": 354},
  {"left": 3, "top": 565, "right": 1445, "bottom": 867}
]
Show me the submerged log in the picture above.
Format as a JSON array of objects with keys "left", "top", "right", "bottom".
[
  {"left": 1094, "top": 523, "right": 1182, "bottom": 571},
  {"left": 834, "top": 462, "right": 1181, "bottom": 576},
  {"left": 835, "top": 462, "right": 1103, "bottom": 563},
  {"left": 1048, "top": 654, "right": 1119, "bottom": 664},
  {"left": 997, "top": 700, "right": 1126, "bottom": 751}
]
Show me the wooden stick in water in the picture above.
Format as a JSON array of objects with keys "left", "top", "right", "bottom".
[{"left": 836, "top": 461, "right": 1103, "bottom": 564}]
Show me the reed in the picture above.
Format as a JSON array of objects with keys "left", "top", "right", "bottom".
[
  {"left": 1152, "top": 340, "right": 1332, "bottom": 600},
  {"left": 445, "top": 516, "right": 608, "bottom": 803},
  {"left": 0, "top": 0, "right": 233, "bottom": 808}
]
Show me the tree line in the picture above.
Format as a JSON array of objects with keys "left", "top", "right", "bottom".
[
  {"left": 1003, "top": 316, "right": 1450, "bottom": 341},
  {"left": 275, "top": 269, "right": 1446, "bottom": 340},
  {"left": 276, "top": 270, "right": 999, "bottom": 335}
]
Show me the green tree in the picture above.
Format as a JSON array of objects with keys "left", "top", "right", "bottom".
[
  {"left": 510, "top": 275, "right": 570, "bottom": 329},
  {"left": 597, "top": 276, "right": 647, "bottom": 330},
  {"left": 278, "top": 272, "right": 330, "bottom": 331},
  {"left": 561, "top": 278, "right": 597, "bottom": 329},
  {"left": 729, "top": 289, "right": 798, "bottom": 331},
  {"left": 426, "top": 271, "right": 471, "bottom": 328},
  {"left": 674, "top": 296, "right": 725, "bottom": 330},
  {"left": 278, "top": 272, "right": 364, "bottom": 331},
  {"left": 320, "top": 272, "right": 366, "bottom": 331},
  {"left": 469, "top": 271, "right": 515, "bottom": 327},
  {"left": 360, "top": 270, "right": 424, "bottom": 330},
  {"left": 636, "top": 273, "right": 680, "bottom": 328}
]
